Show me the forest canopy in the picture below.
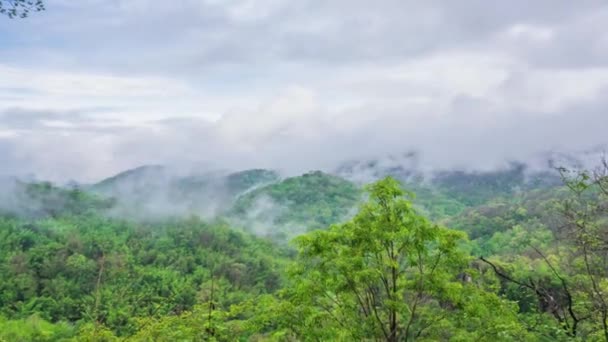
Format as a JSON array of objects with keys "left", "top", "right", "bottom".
[{"left": 0, "top": 161, "right": 607, "bottom": 341}]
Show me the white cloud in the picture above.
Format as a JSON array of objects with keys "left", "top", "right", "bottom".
[
  {"left": 0, "top": 64, "right": 220, "bottom": 122},
  {"left": 0, "top": 0, "right": 607, "bottom": 181},
  {"left": 506, "top": 24, "right": 554, "bottom": 42}
]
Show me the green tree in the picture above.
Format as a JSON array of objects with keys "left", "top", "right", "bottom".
[
  {"left": 556, "top": 162, "right": 608, "bottom": 340},
  {"left": 280, "top": 177, "right": 526, "bottom": 341},
  {"left": 479, "top": 160, "right": 608, "bottom": 340}
]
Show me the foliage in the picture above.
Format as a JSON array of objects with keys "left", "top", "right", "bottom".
[
  {"left": 1, "top": 181, "right": 115, "bottom": 219},
  {"left": 0, "top": 0, "right": 44, "bottom": 18},
  {"left": 432, "top": 163, "right": 560, "bottom": 207},
  {"left": 247, "top": 177, "right": 532, "bottom": 341},
  {"left": 91, "top": 167, "right": 281, "bottom": 221},
  {"left": 1, "top": 164, "right": 608, "bottom": 340},
  {"left": 474, "top": 161, "right": 608, "bottom": 340},
  {"left": 0, "top": 213, "right": 286, "bottom": 339},
  {"left": 224, "top": 169, "right": 280, "bottom": 195},
  {"left": 0, "top": 314, "right": 74, "bottom": 342},
  {"left": 231, "top": 171, "right": 361, "bottom": 235}
]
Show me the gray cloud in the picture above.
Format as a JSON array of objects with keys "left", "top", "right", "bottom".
[
  {"left": 0, "top": 107, "right": 132, "bottom": 133},
  {"left": 3, "top": 1, "right": 605, "bottom": 74},
  {"left": 1, "top": 0, "right": 608, "bottom": 181}
]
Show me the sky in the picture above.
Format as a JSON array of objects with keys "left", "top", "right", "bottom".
[{"left": 1, "top": 0, "right": 608, "bottom": 182}]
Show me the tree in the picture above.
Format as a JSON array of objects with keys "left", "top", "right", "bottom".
[
  {"left": 480, "top": 160, "right": 608, "bottom": 340},
  {"left": 0, "top": 0, "right": 44, "bottom": 18},
  {"left": 556, "top": 161, "right": 608, "bottom": 340},
  {"left": 279, "top": 177, "right": 527, "bottom": 341}
]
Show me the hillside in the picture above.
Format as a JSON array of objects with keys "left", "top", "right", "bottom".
[
  {"left": 230, "top": 171, "right": 361, "bottom": 237},
  {"left": 2, "top": 163, "right": 607, "bottom": 340},
  {"left": 88, "top": 160, "right": 564, "bottom": 226},
  {"left": 0, "top": 214, "right": 288, "bottom": 340},
  {"left": 337, "top": 158, "right": 563, "bottom": 220},
  {"left": 90, "top": 167, "right": 280, "bottom": 220},
  {"left": 0, "top": 180, "right": 114, "bottom": 219}
]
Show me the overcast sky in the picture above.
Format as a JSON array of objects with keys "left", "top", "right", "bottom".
[{"left": 1, "top": 0, "right": 607, "bottom": 181}]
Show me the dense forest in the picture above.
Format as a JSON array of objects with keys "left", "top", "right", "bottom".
[{"left": 0, "top": 160, "right": 607, "bottom": 341}]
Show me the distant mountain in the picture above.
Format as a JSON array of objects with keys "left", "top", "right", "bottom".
[
  {"left": 86, "top": 158, "right": 565, "bottom": 227},
  {"left": 90, "top": 166, "right": 280, "bottom": 220},
  {"left": 334, "top": 151, "right": 421, "bottom": 184},
  {"left": 91, "top": 167, "right": 362, "bottom": 237},
  {"left": 431, "top": 163, "right": 561, "bottom": 207},
  {"left": 540, "top": 146, "right": 607, "bottom": 171},
  {"left": 91, "top": 164, "right": 169, "bottom": 193},
  {"left": 0, "top": 179, "right": 113, "bottom": 219},
  {"left": 223, "top": 169, "right": 281, "bottom": 196},
  {"left": 334, "top": 155, "right": 563, "bottom": 217},
  {"left": 230, "top": 171, "right": 361, "bottom": 237},
  {"left": 48, "top": 147, "right": 600, "bottom": 230}
]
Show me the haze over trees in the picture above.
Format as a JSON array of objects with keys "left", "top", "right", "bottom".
[{"left": 0, "top": 159, "right": 607, "bottom": 341}]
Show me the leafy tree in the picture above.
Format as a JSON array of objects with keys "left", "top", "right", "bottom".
[
  {"left": 479, "top": 160, "right": 608, "bottom": 340},
  {"left": 555, "top": 161, "right": 608, "bottom": 340},
  {"left": 0, "top": 0, "right": 44, "bottom": 18},
  {"left": 0, "top": 314, "right": 74, "bottom": 342},
  {"left": 275, "top": 177, "right": 528, "bottom": 341}
]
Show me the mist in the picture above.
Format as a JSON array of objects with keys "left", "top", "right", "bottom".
[{"left": 1, "top": 0, "right": 607, "bottom": 235}]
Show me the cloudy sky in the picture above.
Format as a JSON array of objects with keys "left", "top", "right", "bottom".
[{"left": 1, "top": 0, "right": 607, "bottom": 181}]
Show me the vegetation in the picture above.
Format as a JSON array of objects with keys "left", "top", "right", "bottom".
[
  {"left": 0, "top": 0, "right": 44, "bottom": 18},
  {"left": 260, "top": 178, "right": 531, "bottom": 341},
  {"left": 1, "top": 161, "right": 608, "bottom": 340},
  {"left": 0, "top": 214, "right": 288, "bottom": 340},
  {"left": 90, "top": 167, "right": 281, "bottom": 222},
  {"left": 231, "top": 171, "right": 361, "bottom": 236}
]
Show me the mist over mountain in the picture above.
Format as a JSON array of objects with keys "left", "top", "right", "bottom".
[
  {"left": 1, "top": 145, "right": 601, "bottom": 237},
  {"left": 88, "top": 166, "right": 280, "bottom": 221},
  {"left": 3, "top": 0, "right": 608, "bottom": 339},
  {"left": 13, "top": 153, "right": 568, "bottom": 230},
  {"left": 1, "top": 147, "right": 595, "bottom": 227}
]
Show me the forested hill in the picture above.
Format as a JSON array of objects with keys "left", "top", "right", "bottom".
[
  {"left": 87, "top": 162, "right": 562, "bottom": 226},
  {"left": 1, "top": 162, "right": 608, "bottom": 340},
  {"left": 230, "top": 171, "right": 361, "bottom": 238},
  {"left": 89, "top": 167, "right": 280, "bottom": 221}
]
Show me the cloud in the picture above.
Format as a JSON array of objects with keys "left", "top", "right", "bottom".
[{"left": 1, "top": 0, "right": 608, "bottom": 181}]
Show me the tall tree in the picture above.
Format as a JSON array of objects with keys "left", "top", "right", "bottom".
[
  {"left": 279, "top": 177, "right": 527, "bottom": 341},
  {"left": 480, "top": 160, "right": 608, "bottom": 340},
  {"left": 557, "top": 161, "right": 608, "bottom": 340}
]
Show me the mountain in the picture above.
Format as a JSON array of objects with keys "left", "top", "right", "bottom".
[
  {"left": 431, "top": 163, "right": 561, "bottom": 207},
  {"left": 90, "top": 166, "right": 280, "bottom": 220},
  {"left": 334, "top": 151, "right": 421, "bottom": 184},
  {"left": 335, "top": 155, "right": 563, "bottom": 218},
  {"left": 86, "top": 161, "right": 564, "bottom": 229},
  {"left": 230, "top": 171, "right": 361, "bottom": 237},
  {"left": 0, "top": 179, "right": 113, "bottom": 219},
  {"left": 2, "top": 158, "right": 607, "bottom": 340}
]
